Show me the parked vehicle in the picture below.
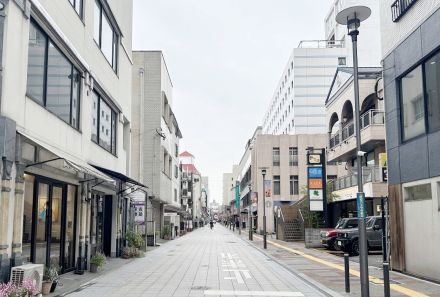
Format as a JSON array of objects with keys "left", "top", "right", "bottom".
[
  {"left": 320, "top": 218, "right": 359, "bottom": 250},
  {"left": 335, "top": 216, "right": 384, "bottom": 256}
]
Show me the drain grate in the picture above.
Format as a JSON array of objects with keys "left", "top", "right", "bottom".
[{"left": 226, "top": 241, "right": 237, "bottom": 243}]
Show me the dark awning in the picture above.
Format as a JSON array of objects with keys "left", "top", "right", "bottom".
[{"left": 90, "top": 164, "right": 147, "bottom": 189}]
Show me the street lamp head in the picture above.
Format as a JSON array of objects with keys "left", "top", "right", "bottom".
[
  {"left": 261, "top": 169, "right": 266, "bottom": 176},
  {"left": 336, "top": 6, "right": 371, "bottom": 35}
]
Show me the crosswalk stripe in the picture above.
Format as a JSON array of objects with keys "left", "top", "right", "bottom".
[{"left": 204, "top": 290, "right": 304, "bottom": 296}]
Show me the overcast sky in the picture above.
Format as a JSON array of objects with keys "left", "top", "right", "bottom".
[{"left": 133, "top": 0, "right": 331, "bottom": 204}]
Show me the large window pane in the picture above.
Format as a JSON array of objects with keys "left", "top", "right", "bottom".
[
  {"left": 22, "top": 174, "right": 35, "bottom": 264},
  {"left": 35, "top": 183, "right": 49, "bottom": 265},
  {"left": 274, "top": 176, "right": 280, "bottom": 195},
  {"left": 401, "top": 66, "right": 425, "bottom": 141},
  {"left": 91, "top": 92, "right": 99, "bottom": 142},
  {"left": 64, "top": 185, "right": 76, "bottom": 270},
  {"left": 404, "top": 183, "right": 432, "bottom": 201},
  {"left": 99, "top": 98, "right": 112, "bottom": 151},
  {"left": 50, "top": 186, "right": 62, "bottom": 266},
  {"left": 46, "top": 42, "right": 72, "bottom": 124},
  {"left": 27, "top": 23, "right": 47, "bottom": 104},
  {"left": 101, "top": 14, "right": 114, "bottom": 66},
  {"left": 93, "top": 1, "right": 101, "bottom": 44},
  {"left": 71, "top": 68, "right": 80, "bottom": 128},
  {"left": 426, "top": 52, "right": 440, "bottom": 132},
  {"left": 111, "top": 110, "right": 117, "bottom": 154}
]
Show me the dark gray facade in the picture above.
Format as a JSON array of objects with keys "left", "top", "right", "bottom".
[{"left": 384, "top": 7, "right": 440, "bottom": 185}]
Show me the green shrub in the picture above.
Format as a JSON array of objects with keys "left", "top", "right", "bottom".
[
  {"left": 126, "top": 231, "right": 143, "bottom": 248},
  {"left": 90, "top": 252, "right": 106, "bottom": 267}
]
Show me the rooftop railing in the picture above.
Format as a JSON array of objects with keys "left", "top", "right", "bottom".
[{"left": 297, "top": 39, "right": 345, "bottom": 49}]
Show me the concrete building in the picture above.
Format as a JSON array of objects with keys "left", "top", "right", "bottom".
[
  {"left": 201, "top": 176, "right": 209, "bottom": 214},
  {"left": 131, "top": 51, "right": 183, "bottom": 239},
  {"left": 180, "top": 151, "right": 205, "bottom": 228},
  {"left": 325, "top": 67, "right": 387, "bottom": 225},
  {"left": 0, "top": 0, "right": 136, "bottom": 280},
  {"left": 251, "top": 134, "right": 343, "bottom": 234},
  {"left": 262, "top": 0, "right": 381, "bottom": 136},
  {"left": 222, "top": 173, "right": 234, "bottom": 207},
  {"left": 380, "top": 0, "right": 440, "bottom": 281}
]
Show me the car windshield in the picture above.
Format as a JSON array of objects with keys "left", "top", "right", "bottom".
[
  {"left": 335, "top": 218, "right": 358, "bottom": 229},
  {"left": 366, "top": 217, "right": 376, "bottom": 228}
]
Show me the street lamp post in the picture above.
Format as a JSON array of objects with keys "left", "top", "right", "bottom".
[
  {"left": 262, "top": 169, "right": 267, "bottom": 249},
  {"left": 336, "top": 6, "right": 371, "bottom": 297},
  {"left": 248, "top": 185, "right": 253, "bottom": 241}
]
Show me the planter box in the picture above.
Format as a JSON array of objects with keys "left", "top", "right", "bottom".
[{"left": 304, "top": 228, "right": 323, "bottom": 248}]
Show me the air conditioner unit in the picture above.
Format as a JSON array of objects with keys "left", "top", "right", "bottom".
[{"left": 11, "top": 264, "right": 44, "bottom": 292}]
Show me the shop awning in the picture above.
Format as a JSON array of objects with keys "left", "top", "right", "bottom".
[
  {"left": 19, "top": 131, "right": 115, "bottom": 183},
  {"left": 90, "top": 164, "right": 147, "bottom": 189}
]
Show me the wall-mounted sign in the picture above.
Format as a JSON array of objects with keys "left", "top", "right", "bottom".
[{"left": 133, "top": 202, "right": 145, "bottom": 225}]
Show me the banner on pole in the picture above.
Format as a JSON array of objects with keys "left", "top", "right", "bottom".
[{"left": 264, "top": 180, "right": 272, "bottom": 198}]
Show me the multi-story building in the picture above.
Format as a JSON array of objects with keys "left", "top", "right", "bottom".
[
  {"left": 380, "top": 0, "right": 440, "bottom": 281},
  {"left": 201, "top": 176, "right": 209, "bottom": 216},
  {"left": 262, "top": 0, "right": 381, "bottom": 136},
  {"left": 222, "top": 173, "right": 234, "bottom": 207},
  {"left": 180, "top": 151, "right": 204, "bottom": 228},
  {"left": 325, "top": 67, "right": 387, "bottom": 224},
  {"left": 0, "top": 0, "right": 136, "bottom": 280},
  {"left": 251, "top": 134, "right": 343, "bottom": 233},
  {"left": 131, "top": 51, "right": 183, "bottom": 239}
]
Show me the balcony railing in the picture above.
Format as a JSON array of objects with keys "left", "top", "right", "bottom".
[
  {"left": 329, "top": 110, "right": 385, "bottom": 149},
  {"left": 332, "top": 166, "right": 382, "bottom": 191}
]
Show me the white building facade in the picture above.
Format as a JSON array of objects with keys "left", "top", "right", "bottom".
[
  {"left": 262, "top": 0, "right": 381, "bottom": 136},
  {"left": 0, "top": 0, "right": 135, "bottom": 280},
  {"left": 131, "top": 51, "right": 183, "bottom": 239}
]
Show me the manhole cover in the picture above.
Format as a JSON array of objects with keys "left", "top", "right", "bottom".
[
  {"left": 192, "top": 286, "right": 210, "bottom": 290},
  {"left": 226, "top": 241, "right": 237, "bottom": 243}
]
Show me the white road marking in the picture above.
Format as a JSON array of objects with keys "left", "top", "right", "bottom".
[{"left": 204, "top": 290, "right": 304, "bottom": 296}]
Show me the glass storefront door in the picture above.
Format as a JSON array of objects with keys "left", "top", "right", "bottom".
[{"left": 23, "top": 174, "right": 77, "bottom": 272}]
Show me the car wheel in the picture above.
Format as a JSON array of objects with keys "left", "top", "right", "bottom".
[
  {"left": 351, "top": 239, "right": 360, "bottom": 256},
  {"left": 331, "top": 239, "right": 339, "bottom": 251}
]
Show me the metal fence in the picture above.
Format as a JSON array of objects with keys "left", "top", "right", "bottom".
[{"left": 332, "top": 166, "right": 382, "bottom": 191}]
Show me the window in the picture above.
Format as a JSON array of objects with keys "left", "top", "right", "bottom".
[
  {"left": 400, "top": 66, "right": 425, "bottom": 141},
  {"left": 425, "top": 52, "right": 440, "bottom": 132},
  {"left": 289, "top": 176, "right": 299, "bottom": 195},
  {"left": 26, "top": 21, "right": 81, "bottom": 129},
  {"left": 68, "top": 0, "right": 83, "bottom": 18},
  {"left": 404, "top": 183, "right": 432, "bottom": 201},
  {"left": 91, "top": 91, "right": 117, "bottom": 154},
  {"left": 338, "top": 57, "right": 346, "bottom": 65},
  {"left": 175, "top": 165, "right": 179, "bottom": 179},
  {"left": 94, "top": 0, "right": 118, "bottom": 71},
  {"left": 273, "top": 175, "right": 280, "bottom": 195},
  {"left": 174, "top": 189, "right": 177, "bottom": 202},
  {"left": 272, "top": 147, "right": 280, "bottom": 166},
  {"left": 289, "top": 147, "right": 298, "bottom": 166}
]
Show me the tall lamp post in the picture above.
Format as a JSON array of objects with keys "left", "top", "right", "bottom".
[
  {"left": 248, "top": 184, "right": 253, "bottom": 241},
  {"left": 336, "top": 6, "right": 371, "bottom": 297},
  {"left": 261, "top": 169, "right": 267, "bottom": 249}
]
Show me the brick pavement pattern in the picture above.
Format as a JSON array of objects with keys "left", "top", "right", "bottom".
[{"left": 67, "top": 225, "right": 341, "bottom": 297}]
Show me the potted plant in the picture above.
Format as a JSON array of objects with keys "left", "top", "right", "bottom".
[
  {"left": 49, "top": 264, "right": 61, "bottom": 292},
  {"left": 90, "top": 252, "right": 106, "bottom": 273},
  {"left": 163, "top": 225, "right": 171, "bottom": 240},
  {"left": 42, "top": 266, "right": 56, "bottom": 295}
]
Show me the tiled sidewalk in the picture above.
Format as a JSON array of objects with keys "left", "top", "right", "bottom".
[
  {"left": 233, "top": 228, "right": 440, "bottom": 297},
  {"left": 63, "top": 225, "right": 342, "bottom": 297}
]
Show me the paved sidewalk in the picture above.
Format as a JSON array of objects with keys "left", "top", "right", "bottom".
[
  {"left": 63, "top": 225, "right": 343, "bottom": 297},
  {"left": 233, "top": 228, "right": 440, "bottom": 297}
]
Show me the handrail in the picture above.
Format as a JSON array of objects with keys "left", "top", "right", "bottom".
[{"left": 297, "top": 39, "right": 345, "bottom": 49}]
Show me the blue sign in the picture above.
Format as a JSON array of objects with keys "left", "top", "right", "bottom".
[
  {"left": 235, "top": 181, "right": 240, "bottom": 209},
  {"left": 308, "top": 167, "right": 323, "bottom": 178},
  {"left": 357, "top": 192, "right": 366, "bottom": 218}
]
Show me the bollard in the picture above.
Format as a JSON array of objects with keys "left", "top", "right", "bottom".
[
  {"left": 383, "top": 262, "right": 391, "bottom": 297},
  {"left": 344, "top": 253, "right": 350, "bottom": 293}
]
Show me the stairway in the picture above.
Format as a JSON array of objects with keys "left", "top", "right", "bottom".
[{"left": 283, "top": 219, "right": 304, "bottom": 242}]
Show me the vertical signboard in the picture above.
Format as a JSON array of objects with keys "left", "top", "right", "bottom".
[
  {"left": 308, "top": 166, "right": 324, "bottom": 211},
  {"left": 235, "top": 181, "right": 240, "bottom": 209},
  {"left": 264, "top": 180, "right": 272, "bottom": 198},
  {"left": 133, "top": 201, "right": 145, "bottom": 225},
  {"left": 379, "top": 153, "right": 387, "bottom": 182}
]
